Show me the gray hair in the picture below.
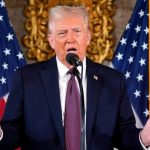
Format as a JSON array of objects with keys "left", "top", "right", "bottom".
[{"left": 48, "top": 5, "right": 89, "bottom": 33}]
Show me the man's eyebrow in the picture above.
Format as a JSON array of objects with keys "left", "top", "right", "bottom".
[
  {"left": 72, "top": 27, "right": 81, "bottom": 30},
  {"left": 57, "top": 29, "right": 67, "bottom": 32}
]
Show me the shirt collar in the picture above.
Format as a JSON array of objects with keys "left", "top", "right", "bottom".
[{"left": 56, "top": 56, "right": 86, "bottom": 80}]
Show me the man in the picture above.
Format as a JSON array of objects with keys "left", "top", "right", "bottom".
[{"left": 0, "top": 4, "right": 150, "bottom": 150}]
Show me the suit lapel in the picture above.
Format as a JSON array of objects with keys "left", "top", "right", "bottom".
[
  {"left": 86, "top": 59, "right": 103, "bottom": 143},
  {"left": 39, "top": 57, "right": 103, "bottom": 147},
  {"left": 40, "top": 57, "right": 64, "bottom": 147}
]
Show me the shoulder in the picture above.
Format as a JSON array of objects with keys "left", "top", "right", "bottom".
[
  {"left": 16, "top": 56, "right": 56, "bottom": 75},
  {"left": 87, "top": 58, "right": 128, "bottom": 96},
  {"left": 86, "top": 58, "right": 124, "bottom": 79}
]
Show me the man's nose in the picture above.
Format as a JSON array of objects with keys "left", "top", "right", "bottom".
[{"left": 66, "top": 32, "right": 75, "bottom": 43}]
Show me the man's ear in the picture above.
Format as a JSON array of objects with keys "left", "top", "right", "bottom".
[{"left": 47, "top": 34, "right": 55, "bottom": 50}]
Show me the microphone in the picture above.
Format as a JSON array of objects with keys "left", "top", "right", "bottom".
[{"left": 66, "top": 53, "right": 82, "bottom": 67}]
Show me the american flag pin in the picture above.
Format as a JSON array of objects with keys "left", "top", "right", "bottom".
[{"left": 93, "top": 75, "right": 98, "bottom": 80}]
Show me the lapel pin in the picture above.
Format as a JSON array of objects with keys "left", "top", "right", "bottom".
[{"left": 93, "top": 75, "right": 98, "bottom": 80}]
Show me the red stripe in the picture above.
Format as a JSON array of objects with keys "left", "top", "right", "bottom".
[{"left": 0, "top": 98, "right": 6, "bottom": 120}]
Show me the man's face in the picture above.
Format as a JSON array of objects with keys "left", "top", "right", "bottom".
[{"left": 48, "top": 14, "right": 91, "bottom": 68}]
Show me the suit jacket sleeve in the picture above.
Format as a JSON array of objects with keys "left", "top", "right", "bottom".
[{"left": 113, "top": 73, "right": 142, "bottom": 150}]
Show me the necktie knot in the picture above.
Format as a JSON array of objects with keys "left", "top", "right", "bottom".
[{"left": 67, "top": 67, "right": 80, "bottom": 77}]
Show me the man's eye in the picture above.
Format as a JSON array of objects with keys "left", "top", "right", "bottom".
[
  {"left": 57, "top": 32, "right": 66, "bottom": 38},
  {"left": 75, "top": 30, "right": 81, "bottom": 33},
  {"left": 58, "top": 32, "right": 65, "bottom": 35}
]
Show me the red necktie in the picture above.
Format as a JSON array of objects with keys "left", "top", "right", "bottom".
[{"left": 64, "top": 69, "right": 81, "bottom": 150}]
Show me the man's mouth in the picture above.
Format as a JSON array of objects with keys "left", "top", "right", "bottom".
[{"left": 67, "top": 48, "right": 77, "bottom": 52}]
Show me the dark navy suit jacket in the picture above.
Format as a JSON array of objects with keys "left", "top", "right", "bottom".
[{"left": 0, "top": 56, "right": 143, "bottom": 150}]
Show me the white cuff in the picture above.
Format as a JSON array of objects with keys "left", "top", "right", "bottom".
[
  {"left": 139, "top": 132, "right": 150, "bottom": 150},
  {"left": 0, "top": 126, "right": 3, "bottom": 141}
]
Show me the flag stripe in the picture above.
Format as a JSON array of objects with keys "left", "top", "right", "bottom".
[{"left": 0, "top": 98, "right": 6, "bottom": 120}]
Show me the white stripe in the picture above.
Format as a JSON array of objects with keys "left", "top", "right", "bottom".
[{"left": 3, "top": 93, "right": 9, "bottom": 103}]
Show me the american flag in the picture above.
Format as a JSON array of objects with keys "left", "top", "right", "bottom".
[
  {"left": 112, "top": 0, "right": 148, "bottom": 127},
  {"left": 0, "top": 0, "right": 26, "bottom": 120}
]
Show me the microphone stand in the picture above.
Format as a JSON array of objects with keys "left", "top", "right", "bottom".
[{"left": 73, "top": 66, "right": 85, "bottom": 150}]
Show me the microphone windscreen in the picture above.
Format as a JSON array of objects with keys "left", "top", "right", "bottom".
[{"left": 66, "top": 53, "right": 82, "bottom": 67}]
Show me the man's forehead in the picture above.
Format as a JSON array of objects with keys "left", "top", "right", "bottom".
[{"left": 49, "top": 12, "right": 87, "bottom": 33}]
